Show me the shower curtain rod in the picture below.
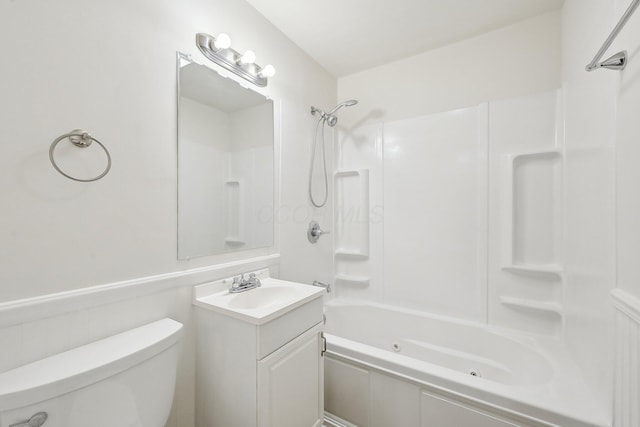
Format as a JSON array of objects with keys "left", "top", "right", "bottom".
[{"left": 586, "top": 0, "right": 640, "bottom": 71}]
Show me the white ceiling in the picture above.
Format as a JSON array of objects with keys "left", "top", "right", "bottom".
[{"left": 245, "top": 0, "right": 564, "bottom": 77}]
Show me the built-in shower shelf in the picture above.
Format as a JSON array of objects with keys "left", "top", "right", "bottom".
[
  {"left": 225, "top": 180, "right": 242, "bottom": 243},
  {"left": 499, "top": 296, "right": 563, "bottom": 316},
  {"left": 335, "top": 274, "right": 370, "bottom": 287},
  {"left": 335, "top": 170, "right": 361, "bottom": 178},
  {"left": 224, "top": 238, "right": 245, "bottom": 245},
  {"left": 501, "top": 149, "right": 562, "bottom": 273},
  {"left": 501, "top": 264, "right": 563, "bottom": 278},
  {"left": 335, "top": 249, "right": 369, "bottom": 260},
  {"left": 334, "top": 168, "right": 370, "bottom": 259},
  {"left": 510, "top": 149, "right": 562, "bottom": 159}
]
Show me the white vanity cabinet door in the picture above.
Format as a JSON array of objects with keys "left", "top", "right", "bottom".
[{"left": 258, "top": 323, "right": 324, "bottom": 427}]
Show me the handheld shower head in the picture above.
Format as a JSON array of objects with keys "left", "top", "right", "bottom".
[
  {"left": 308, "top": 98, "right": 359, "bottom": 208},
  {"left": 327, "top": 99, "right": 358, "bottom": 115},
  {"left": 322, "top": 99, "right": 358, "bottom": 127},
  {"left": 311, "top": 100, "right": 358, "bottom": 126}
]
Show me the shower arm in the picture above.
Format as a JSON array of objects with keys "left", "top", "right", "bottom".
[{"left": 311, "top": 106, "right": 329, "bottom": 120}]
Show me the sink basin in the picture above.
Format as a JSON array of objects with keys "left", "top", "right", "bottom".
[
  {"left": 193, "top": 274, "right": 325, "bottom": 325},
  {"left": 226, "top": 285, "right": 310, "bottom": 310}
]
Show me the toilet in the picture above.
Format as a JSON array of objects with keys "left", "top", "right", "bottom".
[{"left": 0, "top": 318, "right": 183, "bottom": 427}]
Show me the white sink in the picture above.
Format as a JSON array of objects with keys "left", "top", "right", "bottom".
[
  {"left": 226, "top": 285, "right": 311, "bottom": 310},
  {"left": 193, "top": 273, "right": 324, "bottom": 325}
]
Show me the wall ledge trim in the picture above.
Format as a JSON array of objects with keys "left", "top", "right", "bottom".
[
  {"left": 611, "top": 288, "right": 640, "bottom": 322},
  {"left": 0, "top": 254, "right": 280, "bottom": 328}
]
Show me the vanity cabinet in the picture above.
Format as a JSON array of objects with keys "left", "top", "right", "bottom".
[
  {"left": 258, "top": 325, "right": 324, "bottom": 427},
  {"left": 193, "top": 274, "right": 325, "bottom": 427}
]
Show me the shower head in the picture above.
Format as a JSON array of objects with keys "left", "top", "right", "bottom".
[
  {"left": 326, "top": 115, "right": 338, "bottom": 127},
  {"left": 327, "top": 99, "right": 358, "bottom": 115},
  {"left": 310, "top": 99, "right": 358, "bottom": 127},
  {"left": 308, "top": 99, "right": 358, "bottom": 207},
  {"left": 325, "top": 99, "right": 358, "bottom": 127}
]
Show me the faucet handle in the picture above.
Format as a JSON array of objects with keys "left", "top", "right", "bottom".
[
  {"left": 308, "top": 221, "right": 330, "bottom": 244},
  {"left": 248, "top": 272, "right": 261, "bottom": 286},
  {"left": 231, "top": 276, "right": 241, "bottom": 289}
]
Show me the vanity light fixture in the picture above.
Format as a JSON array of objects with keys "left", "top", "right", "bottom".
[
  {"left": 258, "top": 64, "right": 276, "bottom": 78},
  {"left": 196, "top": 33, "right": 275, "bottom": 87},
  {"left": 237, "top": 50, "right": 256, "bottom": 66},
  {"left": 213, "top": 33, "right": 231, "bottom": 50}
]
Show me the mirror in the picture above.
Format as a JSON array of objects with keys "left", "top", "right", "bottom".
[{"left": 177, "top": 53, "right": 274, "bottom": 259}]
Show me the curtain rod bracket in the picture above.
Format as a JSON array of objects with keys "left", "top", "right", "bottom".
[{"left": 586, "top": 0, "right": 639, "bottom": 72}]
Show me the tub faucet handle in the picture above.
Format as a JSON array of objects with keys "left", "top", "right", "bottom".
[{"left": 307, "top": 220, "right": 330, "bottom": 244}]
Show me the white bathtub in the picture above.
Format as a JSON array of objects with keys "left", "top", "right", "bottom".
[{"left": 323, "top": 301, "right": 610, "bottom": 427}]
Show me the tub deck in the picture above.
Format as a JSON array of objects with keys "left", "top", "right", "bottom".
[{"left": 323, "top": 301, "right": 610, "bottom": 427}]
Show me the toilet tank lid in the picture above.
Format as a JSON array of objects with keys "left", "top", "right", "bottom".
[{"left": 0, "top": 318, "right": 183, "bottom": 412}]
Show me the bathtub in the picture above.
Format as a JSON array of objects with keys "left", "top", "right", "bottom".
[{"left": 323, "top": 301, "right": 610, "bottom": 427}]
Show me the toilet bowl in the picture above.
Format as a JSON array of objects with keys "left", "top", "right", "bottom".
[{"left": 0, "top": 318, "right": 183, "bottom": 427}]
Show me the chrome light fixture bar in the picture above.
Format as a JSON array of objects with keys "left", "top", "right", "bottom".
[
  {"left": 586, "top": 0, "right": 640, "bottom": 72},
  {"left": 196, "top": 33, "right": 275, "bottom": 87}
]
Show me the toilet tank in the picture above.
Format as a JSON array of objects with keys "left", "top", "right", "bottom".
[{"left": 0, "top": 318, "right": 183, "bottom": 427}]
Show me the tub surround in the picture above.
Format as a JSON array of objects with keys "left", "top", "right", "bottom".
[{"left": 333, "top": 90, "right": 563, "bottom": 335}]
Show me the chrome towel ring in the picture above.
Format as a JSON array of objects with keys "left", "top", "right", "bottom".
[{"left": 49, "top": 129, "right": 112, "bottom": 182}]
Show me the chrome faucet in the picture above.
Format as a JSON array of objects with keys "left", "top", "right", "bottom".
[{"left": 229, "top": 273, "right": 262, "bottom": 293}]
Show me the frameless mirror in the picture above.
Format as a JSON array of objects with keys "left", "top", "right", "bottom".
[{"left": 177, "top": 53, "right": 274, "bottom": 259}]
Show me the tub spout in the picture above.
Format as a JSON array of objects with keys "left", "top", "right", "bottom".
[{"left": 312, "top": 280, "right": 331, "bottom": 293}]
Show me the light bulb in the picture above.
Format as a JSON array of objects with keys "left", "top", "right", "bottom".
[
  {"left": 258, "top": 64, "right": 276, "bottom": 78},
  {"left": 237, "top": 50, "right": 256, "bottom": 66},
  {"left": 213, "top": 33, "right": 231, "bottom": 50}
]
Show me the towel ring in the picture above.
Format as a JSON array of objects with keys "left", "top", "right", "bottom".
[{"left": 49, "top": 129, "right": 112, "bottom": 182}]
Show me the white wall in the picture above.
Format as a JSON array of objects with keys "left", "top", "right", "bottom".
[
  {"left": 0, "top": 1, "right": 335, "bottom": 426},
  {"left": 337, "top": 11, "right": 561, "bottom": 127},
  {"left": 0, "top": 0, "right": 336, "bottom": 303},
  {"left": 615, "top": 0, "right": 640, "bottom": 301},
  {"left": 561, "top": 0, "right": 617, "bottom": 416},
  {"left": 612, "top": 0, "right": 640, "bottom": 425}
]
